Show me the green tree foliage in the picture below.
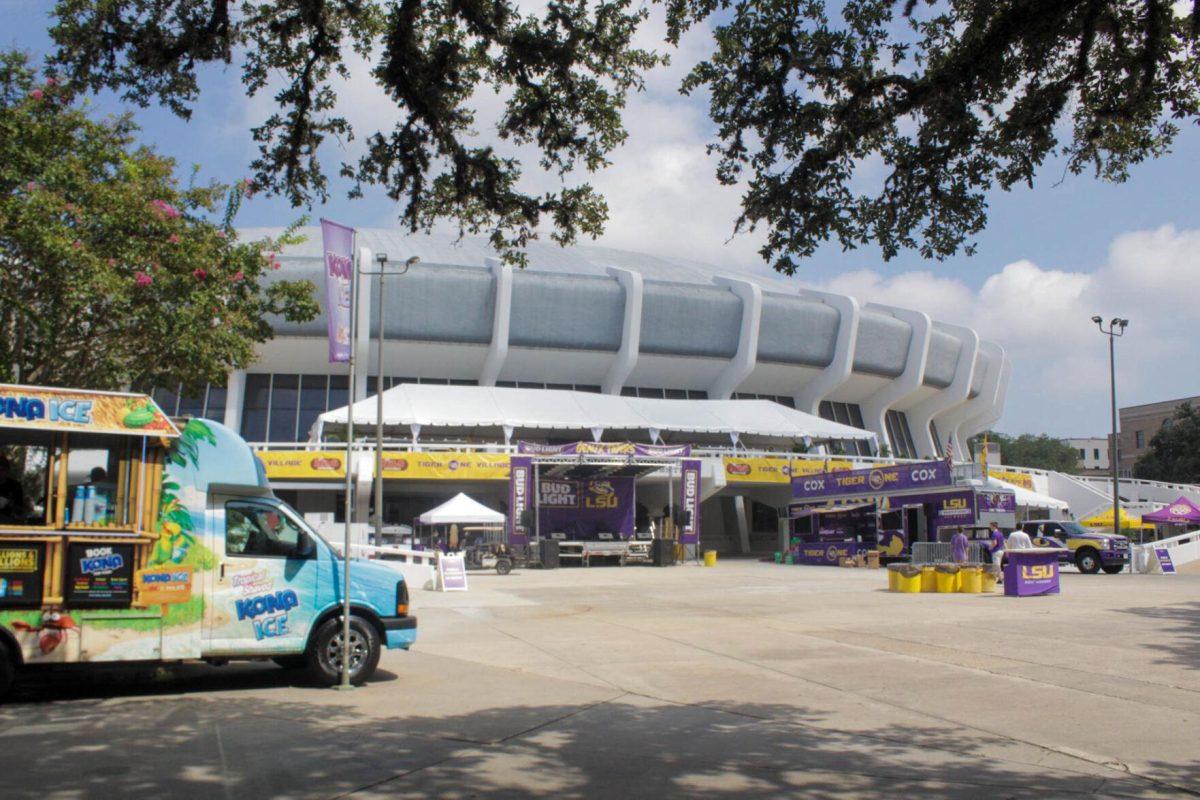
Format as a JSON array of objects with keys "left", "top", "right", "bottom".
[
  {"left": 45, "top": 2, "right": 1200, "bottom": 272},
  {"left": 972, "top": 431, "right": 1081, "bottom": 473},
  {"left": 0, "top": 51, "right": 319, "bottom": 393},
  {"left": 1134, "top": 404, "right": 1200, "bottom": 483},
  {"left": 48, "top": 0, "right": 663, "bottom": 266}
]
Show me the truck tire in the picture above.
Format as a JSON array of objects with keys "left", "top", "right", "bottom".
[
  {"left": 495, "top": 557, "right": 513, "bottom": 575},
  {"left": 0, "top": 642, "right": 14, "bottom": 701},
  {"left": 307, "top": 615, "right": 381, "bottom": 686},
  {"left": 1075, "top": 548, "right": 1101, "bottom": 574},
  {"left": 1102, "top": 563, "right": 1126, "bottom": 575}
]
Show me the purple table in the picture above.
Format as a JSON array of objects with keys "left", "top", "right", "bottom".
[{"left": 1003, "top": 548, "right": 1068, "bottom": 596}]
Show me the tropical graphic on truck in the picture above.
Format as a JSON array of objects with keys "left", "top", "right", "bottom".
[{"left": 0, "top": 385, "right": 416, "bottom": 697}]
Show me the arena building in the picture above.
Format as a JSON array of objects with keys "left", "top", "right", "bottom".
[{"left": 152, "top": 228, "right": 1010, "bottom": 553}]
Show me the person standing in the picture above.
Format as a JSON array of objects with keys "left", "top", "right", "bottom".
[
  {"left": 1007, "top": 526, "right": 1034, "bottom": 550},
  {"left": 951, "top": 526, "right": 970, "bottom": 564},
  {"left": 988, "top": 521, "right": 1006, "bottom": 567}
]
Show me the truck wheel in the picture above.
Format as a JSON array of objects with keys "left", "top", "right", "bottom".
[
  {"left": 307, "top": 615, "right": 381, "bottom": 686},
  {"left": 1102, "top": 563, "right": 1126, "bottom": 575},
  {"left": 1075, "top": 548, "right": 1101, "bottom": 574},
  {"left": 0, "top": 642, "right": 14, "bottom": 700},
  {"left": 495, "top": 557, "right": 513, "bottom": 575},
  {"left": 272, "top": 655, "right": 307, "bottom": 670}
]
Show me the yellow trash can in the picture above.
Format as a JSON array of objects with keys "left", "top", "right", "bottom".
[
  {"left": 896, "top": 565, "right": 922, "bottom": 593},
  {"left": 703, "top": 550, "right": 718, "bottom": 567},
  {"left": 935, "top": 565, "right": 961, "bottom": 593},
  {"left": 920, "top": 566, "right": 937, "bottom": 592},
  {"left": 886, "top": 565, "right": 900, "bottom": 591},
  {"left": 959, "top": 566, "right": 982, "bottom": 593},
  {"left": 981, "top": 566, "right": 1000, "bottom": 592}
]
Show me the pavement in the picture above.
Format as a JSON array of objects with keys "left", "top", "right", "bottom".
[{"left": 2, "top": 560, "right": 1199, "bottom": 799}]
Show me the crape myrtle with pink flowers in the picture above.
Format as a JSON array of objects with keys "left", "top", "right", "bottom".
[{"left": 0, "top": 51, "right": 318, "bottom": 394}]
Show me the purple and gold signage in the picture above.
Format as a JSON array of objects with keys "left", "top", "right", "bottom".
[
  {"left": 1003, "top": 550, "right": 1062, "bottom": 596},
  {"left": 508, "top": 456, "right": 532, "bottom": 545},
  {"left": 516, "top": 441, "right": 692, "bottom": 457},
  {"left": 679, "top": 459, "right": 702, "bottom": 544},
  {"left": 320, "top": 218, "right": 355, "bottom": 364},
  {"left": 537, "top": 477, "right": 634, "bottom": 538},
  {"left": 792, "top": 460, "right": 952, "bottom": 500},
  {"left": 795, "top": 540, "right": 860, "bottom": 565}
]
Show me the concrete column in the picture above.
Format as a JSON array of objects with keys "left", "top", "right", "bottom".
[
  {"left": 732, "top": 495, "right": 752, "bottom": 554},
  {"left": 959, "top": 350, "right": 1011, "bottom": 445},
  {"left": 479, "top": 257, "right": 513, "bottom": 386},
  {"left": 793, "top": 290, "right": 860, "bottom": 415},
  {"left": 709, "top": 276, "right": 763, "bottom": 400},
  {"left": 905, "top": 324, "right": 980, "bottom": 458},
  {"left": 602, "top": 266, "right": 643, "bottom": 394},
  {"left": 859, "top": 305, "right": 932, "bottom": 453},
  {"left": 224, "top": 369, "right": 246, "bottom": 434}
]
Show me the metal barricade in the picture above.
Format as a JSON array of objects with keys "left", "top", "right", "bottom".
[{"left": 911, "top": 542, "right": 987, "bottom": 565}]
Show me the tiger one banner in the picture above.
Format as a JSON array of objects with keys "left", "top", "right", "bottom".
[
  {"left": 380, "top": 452, "right": 510, "bottom": 481},
  {"left": 723, "top": 456, "right": 856, "bottom": 484},
  {"left": 537, "top": 476, "right": 635, "bottom": 538}
]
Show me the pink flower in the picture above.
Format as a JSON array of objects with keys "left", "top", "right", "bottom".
[
  {"left": 232, "top": 270, "right": 244, "bottom": 281},
  {"left": 107, "top": 258, "right": 117, "bottom": 267},
  {"left": 25, "top": 182, "right": 36, "bottom": 192},
  {"left": 135, "top": 271, "right": 153, "bottom": 287},
  {"left": 45, "top": 77, "right": 57, "bottom": 87},
  {"left": 30, "top": 89, "right": 44, "bottom": 100},
  {"left": 216, "top": 230, "right": 227, "bottom": 239},
  {"left": 150, "top": 199, "right": 181, "bottom": 219},
  {"left": 272, "top": 262, "right": 281, "bottom": 270},
  {"left": 193, "top": 268, "right": 207, "bottom": 280},
  {"left": 72, "top": 240, "right": 83, "bottom": 250},
  {"left": 64, "top": 202, "right": 75, "bottom": 212},
  {"left": 168, "top": 234, "right": 180, "bottom": 244}
]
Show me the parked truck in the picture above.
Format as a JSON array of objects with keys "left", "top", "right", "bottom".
[{"left": 0, "top": 385, "right": 415, "bottom": 697}]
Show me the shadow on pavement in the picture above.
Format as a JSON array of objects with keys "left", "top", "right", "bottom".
[
  {"left": 1, "top": 672, "right": 1193, "bottom": 798},
  {"left": 1120, "top": 600, "right": 1200, "bottom": 672}
]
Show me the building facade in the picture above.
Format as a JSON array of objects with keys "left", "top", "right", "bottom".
[
  {"left": 1118, "top": 396, "right": 1198, "bottom": 475},
  {"left": 1064, "top": 437, "right": 1109, "bottom": 473},
  {"left": 156, "top": 228, "right": 1009, "bottom": 460}
]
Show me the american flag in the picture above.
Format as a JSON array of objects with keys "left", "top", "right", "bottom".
[{"left": 945, "top": 437, "right": 955, "bottom": 464}]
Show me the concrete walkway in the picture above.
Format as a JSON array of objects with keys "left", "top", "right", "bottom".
[{"left": 2, "top": 561, "right": 1198, "bottom": 798}]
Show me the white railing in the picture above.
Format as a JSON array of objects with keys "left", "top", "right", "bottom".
[{"left": 1134, "top": 528, "right": 1200, "bottom": 573}]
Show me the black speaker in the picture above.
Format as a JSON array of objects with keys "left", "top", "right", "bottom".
[
  {"left": 519, "top": 508, "right": 535, "bottom": 528},
  {"left": 651, "top": 538, "right": 675, "bottom": 567},
  {"left": 539, "top": 539, "right": 560, "bottom": 569},
  {"left": 671, "top": 507, "right": 692, "bottom": 527}
]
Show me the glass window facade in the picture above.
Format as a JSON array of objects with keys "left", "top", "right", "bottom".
[
  {"left": 817, "top": 401, "right": 872, "bottom": 456},
  {"left": 884, "top": 410, "right": 918, "bottom": 459},
  {"left": 152, "top": 382, "right": 228, "bottom": 423}
]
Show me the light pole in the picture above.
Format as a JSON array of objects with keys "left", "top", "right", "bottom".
[
  {"left": 1092, "top": 315, "right": 1129, "bottom": 570},
  {"left": 359, "top": 253, "right": 419, "bottom": 542}
]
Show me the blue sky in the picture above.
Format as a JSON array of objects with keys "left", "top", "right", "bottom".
[{"left": 6, "top": 1, "right": 1199, "bottom": 439}]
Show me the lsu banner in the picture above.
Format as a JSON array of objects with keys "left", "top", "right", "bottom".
[
  {"left": 258, "top": 450, "right": 346, "bottom": 479},
  {"left": 516, "top": 441, "right": 692, "bottom": 457},
  {"left": 380, "top": 452, "right": 510, "bottom": 481},
  {"left": 792, "top": 459, "right": 953, "bottom": 500},
  {"left": 723, "top": 457, "right": 855, "bottom": 484},
  {"left": 538, "top": 476, "right": 635, "bottom": 538},
  {"left": 320, "top": 218, "right": 355, "bottom": 363},
  {"left": 678, "top": 459, "right": 702, "bottom": 544},
  {"left": 0, "top": 385, "right": 178, "bottom": 437},
  {"left": 508, "top": 456, "right": 532, "bottom": 545}
]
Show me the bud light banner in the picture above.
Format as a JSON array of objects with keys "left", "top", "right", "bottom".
[
  {"left": 679, "top": 459, "right": 702, "bottom": 544},
  {"left": 537, "top": 477, "right": 635, "bottom": 538},
  {"left": 320, "top": 218, "right": 355, "bottom": 363},
  {"left": 508, "top": 456, "right": 533, "bottom": 545},
  {"left": 792, "top": 459, "right": 952, "bottom": 500}
]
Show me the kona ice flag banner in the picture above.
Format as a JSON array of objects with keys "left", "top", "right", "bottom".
[
  {"left": 537, "top": 476, "right": 635, "bottom": 538},
  {"left": 792, "top": 459, "right": 953, "bottom": 501},
  {"left": 320, "top": 219, "right": 355, "bottom": 363},
  {"left": 517, "top": 441, "right": 692, "bottom": 457}
]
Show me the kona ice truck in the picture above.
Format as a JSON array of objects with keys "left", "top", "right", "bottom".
[{"left": 0, "top": 385, "right": 415, "bottom": 697}]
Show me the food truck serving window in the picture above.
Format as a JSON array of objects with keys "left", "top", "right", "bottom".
[{"left": 0, "top": 430, "right": 59, "bottom": 528}]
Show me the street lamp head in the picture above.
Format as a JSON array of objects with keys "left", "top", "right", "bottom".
[
  {"left": 1119, "top": 318, "right": 1129, "bottom": 328},
  {"left": 405, "top": 255, "right": 420, "bottom": 268},
  {"left": 1091, "top": 315, "right": 1103, "bottom": 324},
  {"left": 375, "top": 252, "right": 389, "bottom": 265}
]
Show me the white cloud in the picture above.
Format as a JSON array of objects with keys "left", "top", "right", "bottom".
[{"left": 809, "top": 225, "right": 1200, "bottom": 436}]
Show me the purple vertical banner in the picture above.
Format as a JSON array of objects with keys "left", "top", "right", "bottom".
[
  {"left": 679, "top": 459, "right": 702, "bottom": 544},
  {"left": 508, "top": 456, "right": 532, "bottom": 545},
  {"left": 320, "top": 218, "right": 355, "bottom": 363}
]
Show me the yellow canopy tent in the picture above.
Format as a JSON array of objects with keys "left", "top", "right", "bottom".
[{"left": 1079, "top": 508, "right": 1155, "bottom": 531}]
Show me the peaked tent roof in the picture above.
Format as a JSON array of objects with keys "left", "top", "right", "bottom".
[
  {"left": 315, "top": 384, "right": 876, "bottom": 444},
  {"left": 418, "top": 493, "right": 505, "bottom": 525},
  {"left": 968, "top": 477, "right": 1069, "bottom": 510},
  {"left": 1142, "top": 496, "right": 1200, "bottom": 524}
]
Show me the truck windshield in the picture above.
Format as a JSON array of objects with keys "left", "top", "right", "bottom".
[{"left": 1059, "top": 522, "right": 1090, "bottom": 536}]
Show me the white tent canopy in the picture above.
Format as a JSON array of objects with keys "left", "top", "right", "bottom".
[
  {"left": 969, "top": 477, "right": 1070, "bottom": 511},
  {"left": 418, "top": 493, "right": 505, "bottom": 525},
  {"left": 315, "top": 383, "right": 875, "bottom": 444}
]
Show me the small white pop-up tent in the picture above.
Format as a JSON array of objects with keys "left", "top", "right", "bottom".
[{"left": 418, "top": 493, "right": 505, "bottom": 526}]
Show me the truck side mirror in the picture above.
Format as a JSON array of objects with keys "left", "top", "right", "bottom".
[{"left": 295, "top": 530, "right": 316, "bottom": 558}]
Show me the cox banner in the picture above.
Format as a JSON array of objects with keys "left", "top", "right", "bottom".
[
  {"left": 679, "top": 459, "right": 702, "bottom": 544},
  {"left": 320, "top": 218, "right": 355, "bottom": 363},
  {"left": 792, "top": 459, "right": 952, "bottom": 500},
  {"left": 508, "top": 456, "right": 532, "bottom": 545},
  {"left": 538, "top": 477, "right": 634, "bottom": 538}
]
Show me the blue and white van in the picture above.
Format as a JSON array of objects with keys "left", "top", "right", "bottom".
[{"left": 0, "top": 385, "right": 415, "bottom": 696}]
